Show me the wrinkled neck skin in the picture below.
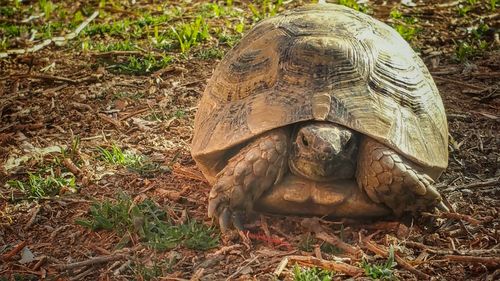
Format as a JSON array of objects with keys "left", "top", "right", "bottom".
[{"left": 289, "top": 122, "right": 360, "bottom": 182}]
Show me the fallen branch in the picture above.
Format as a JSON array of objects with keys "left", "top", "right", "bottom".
[
  {"left": 0, "top": 11, "right": 99, "bottom": 58},
  {"left": 363, "top": 239, "right": 430, "bottom": 280},
  {"left": 444, "top": 255, "right": 500, "bottom": 268},
  {"left": 53, "top": 254, "right": 128, "bottom": 271},
  {"left": 288, "top": 255, "right": 363, "bottom": 277}
]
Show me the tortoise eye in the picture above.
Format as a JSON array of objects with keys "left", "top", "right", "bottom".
[{"left": 301, "top": 134, "right": 309, "bottom": 147}]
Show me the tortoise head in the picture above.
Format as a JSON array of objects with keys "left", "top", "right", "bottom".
[{"left": 289, "top": 122, "right": 359, "bottom": 182}]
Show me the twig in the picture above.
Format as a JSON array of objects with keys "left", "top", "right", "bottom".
[
  {"left": 24, "top": 205, "right": 41, "bottom": 230},
  {"left": 63, "top": 158, "right": 81, "bottom": 176},
  {"left": 0, "top": 241, "right": 28, "bottom": 261},
  {"left": 444, "top": 255, "right": 500, "bottom": 268},
  {"left": 363, "top": 239, "right": 431, "bottom": 280},
  {"left": 286, "top": 255, "right": 364, "bottom": 277},
  {"left": 207, "top": 244, "right": 242, "bottom": 257},
  {"left": 301, "top": 218, "right": 362, "bottom": 258},
  {"left": 405, "top": 241, "right": 500, "bottom": 256},
  {"left": 224, "top": 255, "right": 259, "bottom": 281},
  {"left": 91, "top": 50, "right": 143, "bottom": 57},
  {"left": 443, "top": 177, "right": 499, "bottom": 193},
  {"left": 69, "top": 267, "right": 95, "bottom": 281},
  {"left": 421, "top": 211, "right": 481, "bottom": 225},
  {"left": 53, "top": 254, "right": 128, "bottom": 271},
  {"left": 119, "top": 107, "right": 150, "bottom": 121},
  {"left": 0, "top": 11, "right": 99, "bottom": 58},
  {"left": 172, "top": 164, "right": 210, "bottom": 184}
]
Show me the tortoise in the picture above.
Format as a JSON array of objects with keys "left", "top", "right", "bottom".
[{"left": 191, "top": 3, "right": 449, "bottom": 232}]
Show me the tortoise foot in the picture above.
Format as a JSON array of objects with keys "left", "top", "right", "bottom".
[
  {"left": 357, "top": 138, "right": 444, "bottom": 215},
  {"left": 207, "top": 129, "right": 289, "bottom": 232}
]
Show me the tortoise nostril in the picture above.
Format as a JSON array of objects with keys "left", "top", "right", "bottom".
[{"left": 322, "top": 146, "right": 333, "bottom": 154}]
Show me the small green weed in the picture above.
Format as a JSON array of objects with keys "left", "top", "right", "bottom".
[
  {"left": 131, "top": 258, "right": 175, "bottom": 281},
  {"left": 394, "top": 24, "right": 418, "bottom": 41},
  {"left": 248, "top": 0, "right": 283, "bottom": 21},
  {"left": 491, "top": 0, "right": 497, "bottom": 10},
  {"left": 338, "top": 0, "right": 368, "bottom": 13},
  {"left": 136, "top": 14, "right": 171, "bottom": 27},
  {"left": 97, "top": 144, "right": 162, "bottom": 176},
  {"left": 94, "top": 40, "right": 137, "bottom": 52},
  {"left": 0, "top": 24, "right": 26, "bottom": 38},
  {"left": 171, "top": 16, "right": 210, "bottom": 53},
  {"left": 7, "top": 169, "right": 77, "bottom": 199},
  {"left": 0, "top": 38, "right": 8, "bottom": 51},
  {"left": 293, "top": 265, "right": 335, "bottom": 281},
  {"left": 39, "top": 0, "right": 56, "bottom": 20},
  {"left": 0, "top": 6, "right": 16, "bottom": 16},
  {"left": 454, "top": 40, "right": 488, "bottom": 62},
  {"left": 457, "top": 4, "right": 472, "bottom": 16},
  {"left": 84, "top": 20, "right": 131, "bottom": 37},
  {"left": 471, "top": 22, "right": 490, "bottom": 39},
  {"left": 298, "top": 233, "right": 343, "bottom": 254},
  {"left": 197, "top": 47, "right": 224, "bottom": 59},
  {"left": 112, "top": 91, "right": 145, "bottom": 100},
  {"left": 113, "top": 54, "right": 172, "bottom": 74},
  {"left": 76, "top": 194, "right": 219, "bottom": 250},
  {"left": 218, "top": 33, "right": 242, "bottom": 47},
  {"left": 389, "top": 9, "right": 419, "bottom": 42},
  {"left": 361, "top": 245, "right": 397, "bottom": 280}
]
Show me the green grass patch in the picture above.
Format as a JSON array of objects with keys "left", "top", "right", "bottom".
[
  {"left": 389, "top": 9, "right": 419, "bottom": 42},
  {"left": 109, "top": 54, "right": 172, "bottom": 75},
  {"left": 457, "top": 4, "right": 472, "bottom": 17},
  {"left": 7, "top": 169, "right": 77, "bottom": 199},
  {"left": 454, "top": 39, "right": 488, "bottom": 62},
  {"left": 293, "top": 265, "right": 335, "bottom": 281},
  {"left": 131, "top": 258, "right": 176, "bottom": 281},
  {"left": 39, "top": 0, "right": 56, "bottom": 20},
  {"left": 217, "top": 32, "right": 241, "bottom": 47},
  {"left": 76, "top": 194, "right": 219, "bottom": 250},
  {"left": 97, "top": 144, "right": 163, "bottom": 176},
  {"left": 298, "top": 233, "right": 343, "bottom": 254},
  {"left": 248, "top": 0, "right": 283, "bottom": 22},
  {"left": 338, "top": 0, "right": 369, "bottom": 13},
  {"left": 94, "top": 40, "right": 137, "bottom": 52},
  {"left": 171, "top": 16, "right": 210, "bottom": 53},
  {"left": 0, "top": 24, "right": 27, "bottom": 38},
  {"left": 196, "top": 47, "right": 225, "bottom": 60},
  {"left": 361, "top": 245, "right": 397, "bottom": 280}
]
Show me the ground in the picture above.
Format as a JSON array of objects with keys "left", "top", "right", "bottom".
[{"left": 0, "top": 0, "right": 499, "bottom": 280}]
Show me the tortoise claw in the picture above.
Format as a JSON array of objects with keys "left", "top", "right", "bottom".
[
  {"left": 436, "top": 201, "right": 449, "bottom": 212},
  {"left": 215, "top": 206, "right": 246, "bottom": 233}
]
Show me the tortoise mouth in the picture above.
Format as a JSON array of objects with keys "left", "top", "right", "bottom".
[{"left": 288, "top": 157, "right": 356, "bottom": 182}]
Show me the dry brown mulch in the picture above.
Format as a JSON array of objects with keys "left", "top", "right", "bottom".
[{"left": 1, "top": 0, "right": 499, "bottom": 280}]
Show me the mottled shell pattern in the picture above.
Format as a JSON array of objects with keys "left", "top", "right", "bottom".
[{"left": 192, "top": 4, "right": 448, "bottom": 184}]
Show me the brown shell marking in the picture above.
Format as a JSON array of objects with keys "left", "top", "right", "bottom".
[{"left": 192, "top": 4, "right": 448, "bottom": 183}]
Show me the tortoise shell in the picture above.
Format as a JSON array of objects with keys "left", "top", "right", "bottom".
[{"left": 191, "top": 4, "right": 448, "bottom": 184}]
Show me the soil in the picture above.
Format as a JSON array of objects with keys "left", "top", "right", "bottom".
[{"left": 0, "top": 0, "right": 499, "bottom": 280}]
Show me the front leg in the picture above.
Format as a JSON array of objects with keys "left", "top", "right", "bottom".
[
  {"left": 208, "top": 128, "right": 289, "bottom": 232},
  {"left": 356, "top": 137, "right": 447, "bottom": 216}
]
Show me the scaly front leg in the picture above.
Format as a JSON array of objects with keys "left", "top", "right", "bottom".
[
  {"left": 208, "top": 128, "right": 289, "bottom": 232},
  {"left": 356, "top": 137, "right": 448, "bottom": 215}
]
